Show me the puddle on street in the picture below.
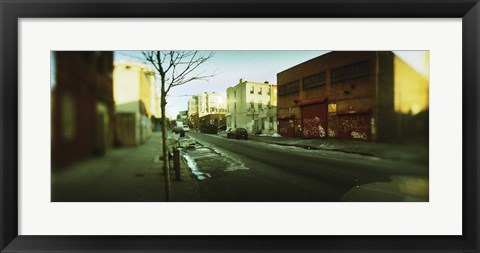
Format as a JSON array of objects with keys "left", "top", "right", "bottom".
[
  {"left": 183, "top": 154, "right": 212, "bottom": 180},
  {"left": 181, "top": 141, "right": 249, "bottom": 180}
]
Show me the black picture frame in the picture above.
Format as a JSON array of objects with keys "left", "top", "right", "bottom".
[{"left": 1, "top": 0, "right": 479, "bottom": 252}]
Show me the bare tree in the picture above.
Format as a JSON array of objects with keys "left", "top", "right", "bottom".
[{"left": 142, "top": 51, "right": 214, "bottom": 201}]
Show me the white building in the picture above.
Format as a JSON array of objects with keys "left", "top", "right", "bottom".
[
  {"left": 187, "top": 96, "right": 198, "bottom": 116},
  {"left": 196, "top": 92, "right": 226, "bottom": 118},
  {"left": 226, "top": 78, "right": 278, "bottom": 134}
]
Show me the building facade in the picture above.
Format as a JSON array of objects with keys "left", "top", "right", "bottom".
[
  {"left": 277, "top": 51, "right": 429, "bottom": 142},
  {"left": 51, "top": 51, "right": 115, "bottom": 169},
  {"left": 188, "top": 95, "right": 199, "bottom": 116},
  {"left": 113, "top": 62, "right": 161, "bottom": 146},
  {"left": 197, "top": 92, "right": 227, "bottom": 118},
  {"left": 226, "top": 79, "right": 278, "bottom": 134},
  {"left": 188, "top": 92, "right": 226, "bottom": 130}
]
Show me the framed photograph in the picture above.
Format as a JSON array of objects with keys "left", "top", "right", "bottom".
[{"left": 1, "top": 0, "right": 479, "bottom": 252}]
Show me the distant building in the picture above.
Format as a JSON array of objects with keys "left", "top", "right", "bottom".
[
  {"left": 189, "top": 113, "right": 200, "bottom": 130},
  {"left": 51, "top": 51, "right": 114, "bottom": 169},
  {"left": 188, "top": 96, "right": 199, "bottom": 116},
  {"left": 226, "top": 78, "right": 278, "bottom": 134},
  {"left": 113, "top": 62, "right": 161, "bottom": 146},
  {"left": 197, "top": 92, "right": 227, "bottom": 118},
  {"left": 188, "top": 92, "right": 226, "bottom": 129},
  {"left": 276, "top": 51, "right": 429, "bottom": 142}
]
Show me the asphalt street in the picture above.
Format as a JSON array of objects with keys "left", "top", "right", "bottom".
[{"left": 183, "top": 131, "right": 428, "bottom": 202}]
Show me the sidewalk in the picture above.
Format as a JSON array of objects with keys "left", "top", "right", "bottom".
[
  {"left": 51, "top": 132, "right": 203, "bottom": 202},
  {"left": 249, "top": 135, "right": 428, "bottom": 165}
]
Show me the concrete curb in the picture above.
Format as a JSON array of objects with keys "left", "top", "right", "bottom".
[
  {"left": 248, "top": 135, "right": 427, "bottom": 165},
  {"left": 248, "top": 137, "right": 377, "bottom": 156}
]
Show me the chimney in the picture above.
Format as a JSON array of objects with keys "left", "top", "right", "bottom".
[
  {"left": 264, "top": 81, "right": 269, "bottom": 84},
  {"left": 240, "top": 78, "right": 244, "bottom": 83}
]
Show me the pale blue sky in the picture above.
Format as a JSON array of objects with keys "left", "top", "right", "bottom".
[{"left": 114, "top": 51, "right": 428, "bottom": 118}]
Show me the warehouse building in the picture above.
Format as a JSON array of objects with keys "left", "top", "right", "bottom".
[{"left": 276, "top": 51, "right": 429, "bottom": 142}]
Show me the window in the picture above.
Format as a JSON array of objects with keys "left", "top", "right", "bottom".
[
  {"left": 258, "top": 88, "right": 262, "bottom": 95},
  {"left": 250, "top": 86, "right": 254, "bottom": 94},
  {"left": 303, "top": 72, "right": 326, "bottom": 90},
  {"left": 267, "top": 88, "right": 271, "bottom": 96},
  {"left": 278, "top": 80, "right": 300, "bottom": 95},
  {"left": 331, "top": 61, "right": 371, "bottom": 83},
  {"left": 250, "top": 101, "right": 254, "bottom": 109}
]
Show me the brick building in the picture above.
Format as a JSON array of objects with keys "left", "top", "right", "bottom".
[
  {"left": 276, "top": 51, "right": 429, "bottom": 142},
  {"left": 51, "top": 51, "right": 115, "bottom": 169}
]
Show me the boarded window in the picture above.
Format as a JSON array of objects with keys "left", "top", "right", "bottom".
[
  {"left": 331, "top": 61, "right": 371, "bottom": 83},
  {"left": 303, "top": 72, "right": 326, "bottom": 90},
  {"left": 278, "top": 80, "right": 300, "bottom": 95}
]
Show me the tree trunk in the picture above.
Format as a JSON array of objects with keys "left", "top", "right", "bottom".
[
  {"left": 160, "top": 77, "right": 171, "bottom": 201},
  {"left": 155, "top": 51, "right": 171, "bottom": 202}
]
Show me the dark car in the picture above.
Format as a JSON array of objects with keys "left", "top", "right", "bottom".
[
  {"left": 227, "top": 128, "right": 248, "bottom": 140},
  {"left": 234, "top": 128, "right": 248, "bottom": 140},
  {"left": 226, "top": 128, "right": 235, "bottom": 138},
  {"left": 173, "top": 126, "right": 185, "bottom": 137}
]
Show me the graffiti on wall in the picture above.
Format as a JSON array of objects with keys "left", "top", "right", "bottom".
[
  {"left": 328, "top": 128, "right": 336, "bottom": 138},
  {"left": 302, "top": 116, "right": 326, "bottom": 138},
  {"left": 327, "top": 115, "right": 338, "bottom": 138},
  {"left": 338, "top": 114, "right": 371, "bottom": 141},
  {"left": 351, "top": 131, "right": 368, "bottom": 140}
]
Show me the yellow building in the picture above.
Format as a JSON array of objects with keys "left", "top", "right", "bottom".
[
  {"left": 394, "top": 53, "right": 429, "bottom": 115},
  {"left": 113, "top": 62, "right": 161, "bottom": 146}
]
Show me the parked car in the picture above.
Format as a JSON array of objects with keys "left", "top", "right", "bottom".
[
  {"left": 173, "top": 126, "right": 185, "bottom": 137},
  {"left": 234, "top": 128, "right": 248, "bottom": 140},
  {"left": 226, "top": 128, "right": 235, "bottom": 138},
  {"left": 227, "top": 128, "right": 248, "bottom": 140},
  {"left": 182, "top": 125, "right": 190, "bottom": 132}
]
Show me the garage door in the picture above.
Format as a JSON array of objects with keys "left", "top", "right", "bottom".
[
  {"left": 278, "top": 119, "right": 295, "bottom": 137},
  {"left": 338, "top": 113, "right": 371, "bottom": 141},
  {"left": 301, "top": 102, "right": 327, "bottom": 138}
]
